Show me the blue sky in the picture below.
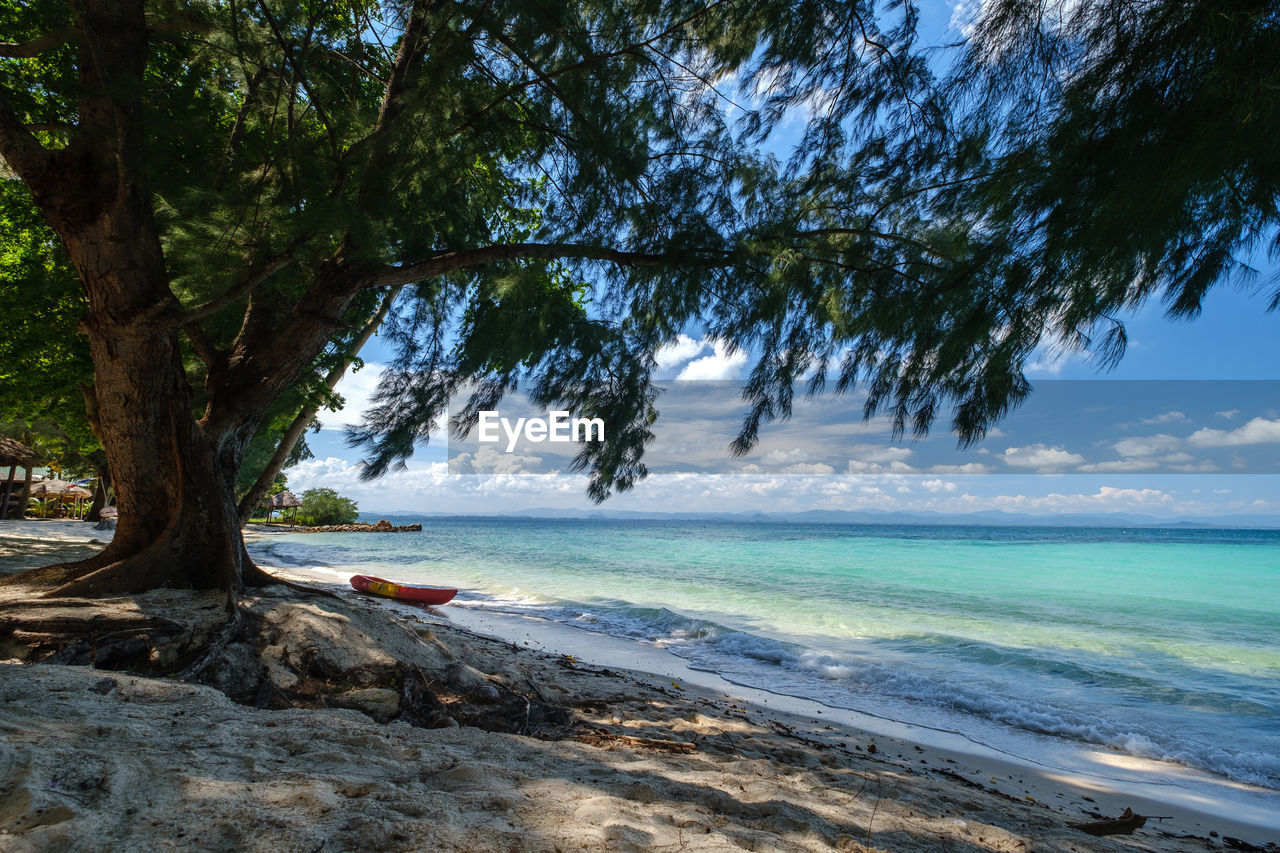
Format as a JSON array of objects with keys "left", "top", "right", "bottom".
[
  {"left": 291, "top": 286, "right": 1280, "bottom": 519},
  {"left": 285, "top": 2, "right": 1280, "bottom": 520}
]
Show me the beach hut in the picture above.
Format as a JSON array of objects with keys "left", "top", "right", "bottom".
[
  {"left": 0, "top": 437, "right": 41, "bottom": 520},
  {"left": 266, "top": 490, "right": 302, "bottom": 525}
]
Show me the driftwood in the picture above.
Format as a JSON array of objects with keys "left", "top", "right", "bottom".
[{"left": 1070, "top": 808, "right": 1162, "bottom": 837}]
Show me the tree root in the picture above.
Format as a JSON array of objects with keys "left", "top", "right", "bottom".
[
  {"left": 1, "top": 581, "right": 579, "bottom": 742},
  {"left": 0, "top": 583, "right": 228, "bottom": 673},
  {"left": 176, "top": 606, "right": 245, "bottom": 682},
  {"left": 0, "top": 549, "right": 118, "bottom": 589},
  {"left": 47, "top": 550, "right": 224, "bottom": 599},
  {"left": 1, "top": 611, "right": 203, "bottom": 672}
]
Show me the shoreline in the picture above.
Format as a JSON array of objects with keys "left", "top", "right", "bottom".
[
  {"left": 262, "top": 555, "right": 1280, "bottom": 847},
  {"left": 2, "top": 520, "right": 1278, "bottom": 850}
]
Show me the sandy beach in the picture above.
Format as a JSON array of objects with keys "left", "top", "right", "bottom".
[{"left": 1, "top": 520, "right": 1277, "bottom": 852}]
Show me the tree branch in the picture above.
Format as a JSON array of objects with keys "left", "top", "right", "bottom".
[
  {"left": 367, "top": 242, "right": 738, "bottom": 288},
  {"left": 183, "top": 321, "right": 222, "bottom": 371},
  {"left": 0, "top": 27, "right": 79, "bottom": 58},
  {"left": 0, "top": 89, "right": 55, "bottom": 184},
  {"left": 176, "top": 251, "right": 297, "bottom": 326}
]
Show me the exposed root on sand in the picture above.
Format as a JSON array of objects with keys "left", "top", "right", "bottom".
[{"left": 0, "top": 578, "right": 574, "bottom": 740}]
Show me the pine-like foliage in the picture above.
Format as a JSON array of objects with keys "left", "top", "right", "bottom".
[
  {"left": 950, "top": 0, "right": 1279, "bottom": 356},
  {"left": 1, "top": 0, "right": 1274, "bottom": 502}
]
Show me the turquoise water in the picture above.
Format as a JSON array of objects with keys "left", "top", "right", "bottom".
[{"left": 250, "top": 519, "right": 1280, "bottom": 788}]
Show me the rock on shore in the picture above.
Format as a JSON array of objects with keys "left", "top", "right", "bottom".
[{"left": 300, "top": 519, "right": 422, "bottom": 533}]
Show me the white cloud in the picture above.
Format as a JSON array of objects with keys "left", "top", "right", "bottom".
[
  {"left": 321, "top": 363, "right": 386, "bottom": 430},
  {"left": 965, "top": 485, "right": 1174, "bottom": 513},
  {"left": 1023, "top": 345, "right": 1088, "bottom": 377},
  {"left": 1113, "top": 434, "right": 1181, "bottom": 457},
  {"left": 947, "top": 0, "right": 981, "bottom": 36},
  {"left": 846, "top": 459, "right": 916, "bottom": 474},
  {"left": 1169, "top": 462, "right": 1220, "bottom": 473},
  {"left": 1187, "top": 417, "right": 1280, "bottom": 447},
  {"left": 781, "top": 462, "right": 835, "bottom": 476},
  {"left": 654, "top": 335, "right": 708, "bottom": 375},
  {"left": 676, "top": 341, "right": 749, "bottom": 380},
  {"left": 278, "top": 453, "right": 1269, "bottom": 520},
  {"left": 1076, "top": 459, "right": 1159, "bottom": 473},
  {"left": 762, "top": 448, "right": 808, "bottom": 466},
  {"left": 1216, "top": 409, "right": 1241, "bottom": 420},
  {"left": 928, "top": 463, "right": 993, "bottom": 475},
  {"left": 1140, "top": 411, "right": 1189, "bottom": 425},
  {"left": 451, "top": 445, "right": 545, "bottom": 476},
  {"left": 1001, "top": 443, "right": 1085, "bottom": 471},
  {"left": 847, "top": 444, "right": 914, "bottom": 464}
]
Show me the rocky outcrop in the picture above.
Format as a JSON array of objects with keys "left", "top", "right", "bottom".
[{"left": 299, "top": 519, "right": 422, "bottom": 533}]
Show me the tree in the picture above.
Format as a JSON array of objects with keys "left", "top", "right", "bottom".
[
  {"left": 945, "top": 0, "right": 1280, "bottom": 351},
  {"left": 234, "top": 284, "right": 401, "bottom": 527},
  {"left": 0, "top": 0, "right": 1271, "bottom": 599},
  {"left": 297, "top": 488, "right": 359, "bottom": 527},
  {"left": 0, "top": 181, "right": 111, "bottom": 517}
]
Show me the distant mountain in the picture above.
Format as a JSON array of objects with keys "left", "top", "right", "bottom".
[{"left": 371, "top": 506, "right": 1280, "bottom": 529}]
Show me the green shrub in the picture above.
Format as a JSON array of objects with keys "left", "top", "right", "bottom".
[{"left": 297, "top": 488, "right": 359, "bottom": 526}]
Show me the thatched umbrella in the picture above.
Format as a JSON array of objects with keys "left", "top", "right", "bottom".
[
  {"left": 28, "top": 478, "right": 73, "bottom": 518},
  {"left": 64, "top": 484, "right": 93, "bottom": 519},
  {"left": 266, "top": 490, "right": 302, "bottom": 524},
  {"left": 0, "top": 437, "right": 40, "bottom": 520},
  {"left": 29, "top": 478, "right": 73, "bottom": 496}
]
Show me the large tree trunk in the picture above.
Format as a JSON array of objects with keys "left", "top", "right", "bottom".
[
  {"left": 4, "top": 310, "right": 254, "bottom": 598},
  {"left": 51, "top": 328, "right": 244, "bottom": 597},
  {"left": 0, "top": 0, "right": 369, "bottom": 599},
  {"left": 0, "top": 0, "right": 250, "bottom": 599}
]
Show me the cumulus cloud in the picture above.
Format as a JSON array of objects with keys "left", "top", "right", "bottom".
[
  {"left": 1139, "top": 411, "right": 1190, "bottom": 425},
  {"left": 321, "top": 362, "right": 386, "bottom": 430},
  {"left": 1001, "top": 444, "right": 1085, "bottom": 471},
  {"left": 781, "top": 462, "right": 835, "bottom": 476},
  {"left": 847, "top": 444, "right": 914, "bottom": 464},
  {"left": 928, "top": 463, "right": 993, "bottom": 475},
  {"left": 846, "top": 459, "right": 916, "bottom": 474},
  {"left": 676, "top": 341, "right": 749, "bottom": 380},
  {"left": 1112, "top": 434, "right": 1181, "bottom": 457},
  {"left": 1076, "top": 459, "right": 1159, "bottom": 473},
  {"left": 1216, "top": 409, "right": 1241, "bottom": 420},
  {"left": 1022, "top": 345, "right": 1089, "bottom": 376},
  {"left": 654, "top": 335, "right": 708, "bottom": 375},
  {"left": 1187, "top": 417, "right": 1280, "bottom": 447},
  {"left": 280, "top": 453, "right": 1265, "bottom": 520},
  {"left": 967, "top": 485, "right": 1174, "bottom": 514},
  {"left": 451, "top": 445, "right": 545, "bottom": 476},
  {"left": 762, "top": 448, "right": 808, "bottom": 466},
  {"left": 1169, "top": 461, "right": 1220, "bottom": 473}
]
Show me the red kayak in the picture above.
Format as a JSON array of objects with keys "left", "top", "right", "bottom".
[{"left": 349, "top": 574, "right": 457, "bottom": 605}]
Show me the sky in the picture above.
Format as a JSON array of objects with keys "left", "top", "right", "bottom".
[{"left": 285, "top": 2, "right": 1280, "bottom": 521}]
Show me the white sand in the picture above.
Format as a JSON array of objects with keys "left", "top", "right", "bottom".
[{"left": 1, "top": 526, "right": 1277, "bottom": 852}]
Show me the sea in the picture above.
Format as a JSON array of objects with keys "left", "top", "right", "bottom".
[{"left": 247, "top": 518, "right": 1280, "bottom": 794}]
